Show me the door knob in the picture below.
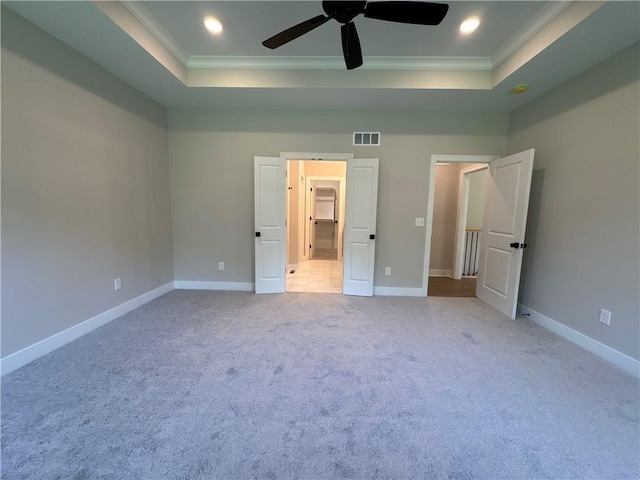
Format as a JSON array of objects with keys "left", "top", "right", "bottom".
[
  {"left": 370, "top": 234, "right": 376, "bottom": 240},
  {"left": 510, "top": 242, "right": 527, "bottom": 249},
  {"left": 255, "top": 232, "right": 261, "bottom": 237}
]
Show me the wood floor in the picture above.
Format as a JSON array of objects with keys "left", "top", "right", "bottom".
[{"left": 428, "top": 276, "right": 477, "bottom": 297}]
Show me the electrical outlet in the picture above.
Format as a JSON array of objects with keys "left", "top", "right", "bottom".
[
  {"left": 385, "top": 267, "right": 391, "bottom": 276},
  {"left": 599, "top": 309, "right": 611, "bottom": 326},
  {"left": 114, "top": 278, "right": 121, "bottom": 291},
  {"left": 218, "top": 262, "right": 225, "bottom": 271},
  {"left": 415, "top": 217, "right": 425, "bottom": 227}
]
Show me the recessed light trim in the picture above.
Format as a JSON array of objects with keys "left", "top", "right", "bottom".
[
  {"left": 204, "top": 16, "right": 223, "bottom": 35},
  {"left": 459, "top": 16, "right": 480, "bottom": 35}
]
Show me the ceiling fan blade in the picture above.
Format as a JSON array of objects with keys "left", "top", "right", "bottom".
[
  {"left": 263, "top": 14, "right": 331, "bottom": 49},
  {"left": 364, "top": 1, "right": 449, "bottom": 25},
  {"left": 341, "top": 22, "right": 363, "bottom": 70}
]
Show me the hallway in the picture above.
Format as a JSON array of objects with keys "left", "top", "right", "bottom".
[{"left": 286, "top": 260, "right": 342, "bottom": 293}]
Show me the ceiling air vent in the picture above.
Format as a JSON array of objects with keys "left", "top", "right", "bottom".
[{"left": 353, "top": 132, "right": 381, "bottom": 146}]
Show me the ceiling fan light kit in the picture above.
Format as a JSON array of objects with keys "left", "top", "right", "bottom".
[{"left": 262, "top": 1, "right": 449, "bottom": 70}]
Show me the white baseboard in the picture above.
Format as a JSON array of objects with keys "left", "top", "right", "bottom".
[
  {"left": 429, "top": 269, "right": 452, "bottom": 277},
  {"left": 373, "top": 286, "right": 427, "bottom": 297},
  {"left": 518, "top": 304, "right": 640, "bottom": 378},
  {"left": 174, "top": 281, "right": 254, "bottom": 292},
  {"left": 0, "top": 282, "right": 174, "bottom": 377}
]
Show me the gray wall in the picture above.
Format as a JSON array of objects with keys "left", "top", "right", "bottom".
[
  {"left": 508, "top": 43, "right": 640, "bottom": 360},
  {"left": 429, "top": 164, "right": 461, "bottom": 273},
  {"left": 1, "top": 8, "right": 174, "bottom": 357},
  {"left": 168, "top": 110, "right": 508, "bottom": 288}
]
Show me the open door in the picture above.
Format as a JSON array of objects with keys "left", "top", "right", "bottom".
[
  {"left": 254, "top": 156, "right": 286, "bottom": 294},
  {"left": 476, "top": 149, "right": 535, "bottom": 318},
  {"left": 343, "top": 158, "right": 379, "bottom": 296},
  {"left": 309, "top": 183, "right": 317, "bottom": 260}
]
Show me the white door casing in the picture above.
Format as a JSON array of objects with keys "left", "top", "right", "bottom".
[
  {"left": 343, "top": 158, "right": 379, "bottom": 296},
  {"left": 254, "top": 156, "right": 287, "bottom": 294},
  {"left": 476, "top": 149, "right": 535, "bottom": 318}
]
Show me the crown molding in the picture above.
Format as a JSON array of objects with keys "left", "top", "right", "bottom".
[
  {"left": 188, "top": 56, "right": 492, "bottom": 71},
  {"left": 491, "top": 0, "right": 573, "bottom": 68},
  {"left": 121, "top": 0, "right": 189, "bottom": 67},
  {"left": 118, "top": 0, "right": 568, "bottom": 75}
]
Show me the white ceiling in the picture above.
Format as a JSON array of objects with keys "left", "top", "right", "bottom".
[
  {"left": 5, "top": 1, "right": 640, "bottom": 112},
  {"left": 142, "top": 1, "right": 545, "bottom": 57}
]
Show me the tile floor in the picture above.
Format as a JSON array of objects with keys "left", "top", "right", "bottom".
[{"left": 286, "top": 260, "right": 343, "bottom": 293}]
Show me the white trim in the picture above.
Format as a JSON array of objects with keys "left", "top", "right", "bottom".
[
  {"left": 188, "top": 56, "right": 492, "bottom": 71},
  {"left": 373, "top": 286, "right": 427, "bottom": 297},
  {"left": 174, "top": 281, "right": 254, "bottom": 292},
  {"left": 423, "top": 155, "right": 500, "bottom": 295},
  {"left": 431, "top": 155, "right": 499, "bottom": 164},
  {"left": 280, "top": 152, "right": 354, "bottom": 161},
  {"left": 429, "top": 269, "right": 452, "bottom": 277},
  {"left": 518, "top": 304, "right": 640, "bottom": 378},
  {"left": 0, "top": 282, "right": 174, "bottom": 377},
  {"left": 491, "top": 1, "right": 572, "bottom": 68},
  {"left": 121, "top": 1, "right": 189, "bottom": 67}
]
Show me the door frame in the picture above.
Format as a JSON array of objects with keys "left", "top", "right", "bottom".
[
  {"left": 305, "top": 176, "right": 345, "bottom": 261},
  {"left": 452, "top": 163, "right": 489, "bottom": 279},
  {"left": 422, "top": 154, "right": 499, "bottom": 294},
  {"left": 280, "top": 152, "right": 353, "bottom": 294}
]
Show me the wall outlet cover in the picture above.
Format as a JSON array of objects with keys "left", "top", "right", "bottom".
[{"left": 599, "top": 308, "right": 611, "bottom": 326}]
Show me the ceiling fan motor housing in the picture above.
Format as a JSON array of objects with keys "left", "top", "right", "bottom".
[{"left": 322, "top": 1, "right": 367, "bottom": 23}]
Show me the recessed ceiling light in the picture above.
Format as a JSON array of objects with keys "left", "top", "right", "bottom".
[
  {"left": 459, "top": 16, "right": 480, "bottom": 35},
  {"left": 204, "top": 16, "right": 223, "bottom": 35}
]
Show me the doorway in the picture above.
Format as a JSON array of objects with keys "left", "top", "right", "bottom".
[
  {"left": 427, "top": 161, "right": 484, "bottom": 297},
  {"left": 286, "top": 160, "right": 346, "bottom": 293},
  {"left": 422, "top": 155, "right": 498, "bottom": 297},
  {"left": 254, "top": 154, "right": 379, "bottom": 297},
  {"left": 423, "top": 151, "right": 535, "bottom": 319},
  {"left": 452, "top": 164, "right": 488, "bottom": 279}
]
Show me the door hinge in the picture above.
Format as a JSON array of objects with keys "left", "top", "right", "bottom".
[
  {"left": 309, "top": 244, "right": 312, "bottom": 249},
  {"left": 310, "top": 187, "right": 313, "bottom": 192}
]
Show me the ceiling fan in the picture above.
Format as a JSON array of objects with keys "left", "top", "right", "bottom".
[{"left": 262, "top": 1, "right": 449, "bottom": 70}]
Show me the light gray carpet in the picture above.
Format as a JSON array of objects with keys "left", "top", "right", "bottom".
[{"left": 2, "top": 291, "right": 638, "bottom": 479}]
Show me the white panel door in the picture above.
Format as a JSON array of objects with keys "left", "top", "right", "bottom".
[
  {"left": 254, "top": 156, "right": 286, "bottom": 294},
  {"left": 310, "top": 182, "right": 317, "bottom": 259},
  {"left": 476, "top": 149, "right": 535, "bottom": 318},
  {"left": 343, "top": 158, "right": 379, "bottom": 296}
]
